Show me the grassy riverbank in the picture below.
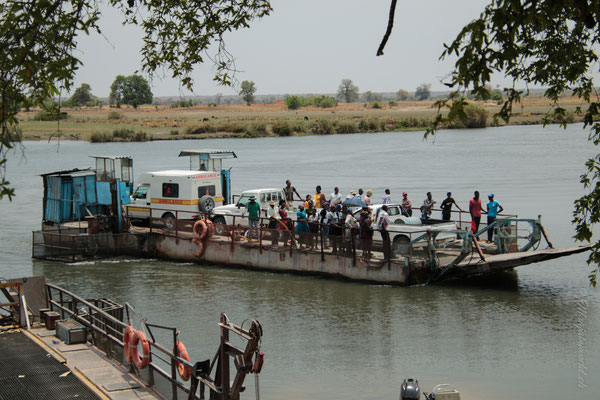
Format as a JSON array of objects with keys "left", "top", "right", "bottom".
[{"left": 17, "top": 96, "right": 586, "bottom": 142}]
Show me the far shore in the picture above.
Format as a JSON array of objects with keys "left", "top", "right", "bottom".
[{"left": 17, "top": 96, "right": 585, "bottom": 142}]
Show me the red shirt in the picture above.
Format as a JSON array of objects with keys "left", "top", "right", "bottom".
[{"left": 469, "top": 198, "right": 482, "bottom": 217}]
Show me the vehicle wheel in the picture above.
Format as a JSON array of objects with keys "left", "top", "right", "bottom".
[
  {"left": 162, "top": 212, "right": 176, "bottom": 230},
  {"left": 212, "top": 216, "right": 227, "bottom": 235},
  {"left": 392, "top": 235, "right": 410, "bottom": 255},
  {"left": 198, "top": 195, "right": 215, "bottom": 213}
]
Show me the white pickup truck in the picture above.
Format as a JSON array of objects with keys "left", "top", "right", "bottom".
[
  {"left": 353, "top": 204, "right": 458, "bottom": 252},
  {"left": 211, "top": 188, "right": 287, "bottom": 233}
]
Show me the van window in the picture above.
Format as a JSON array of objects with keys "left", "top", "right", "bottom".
[
  {"left": 198, "top": 185, "right": 216, "bottom": 198},
  {"left": 271, "top": 192, "right": 280, "bottom": 203},
  {"left": 260, "top": 193, "right": 267, "bottom": 203},
  {"left": 162, "top": 183, "right": 179, "bottom": 198},
  {"left": 133, "top": 185, "right": 149, "bottom": 199}
]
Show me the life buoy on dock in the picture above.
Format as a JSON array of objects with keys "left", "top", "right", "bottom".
[
  {"left": 193, "top": 220, "right": 207, "bottom": 240},
  {"left": 176, "top": 341, "right": 191, "bottom": 381},
  {"left": 130, "top": 330, "right": 150, "bottom": 369},
  {"left": 123, "top": 325, "right": 135, "bottom": 363}
]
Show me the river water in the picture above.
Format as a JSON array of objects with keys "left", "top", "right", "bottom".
[{"left": 1, "top": 125, "right": 599, "bottom": 399}]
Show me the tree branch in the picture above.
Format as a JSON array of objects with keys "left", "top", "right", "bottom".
[{"left": 376, "top": 0, "right": 397, "bottom": 56}]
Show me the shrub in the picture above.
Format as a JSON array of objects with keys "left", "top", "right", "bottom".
[
  {"left": 90, "top": 131, "right": 110, "bottom": 143},
  {"left": 358, "top": 118, "right": 370, "bottom": 132},
  {"left": 186, "top": 125, "right": 217, "bottom": 134},
  {"left": 388, "top": 100, "right": 397, "bottom": 107},
  {"left": 314, "top": 95, "right": 337, "bottom": 108},
  {"left": 272, "top": 121, "right": 292, "bottom": 136},
  {"left": 33, "top": 110, "right": 69, "bottom": 121},
  {"left": 170, "top": 129, "right": 179, "bottom": 136},
  {"left": 107, "top": 111, "right": 123, "bottom": 120},
  {"left": 285, "top": 96, "right": 303, "bottom": 110},
  {"left": 133, "top": 131, "right": 150, "bottom": 141},
  {"left": 335, "top": 120, "right": 358, "bottom": 134},
  {"left": 312, "top": 119, "right": 336, "bottom": 135},
  {"left": 112, "top": 128, "right": 135, "bottom": 139},
  {"left": 367, "top": 117, "right": 380, "bottom": 131},
  {"left": 371, "top": 101, "right": 382, "bottom": 109},
  {"left": 216, "top": 121, "right": 245, "bottom": 133},
  {"left": 450, "top": 104, "right": 488, "bottom": 128},
  {"left": 290, "top": 120, "right": 308, "bottom": 133},
  {"left": 244, "top": 122, "right": 267, "bottom": 138}
]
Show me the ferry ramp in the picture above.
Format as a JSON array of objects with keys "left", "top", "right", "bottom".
[{"left": 0, "top": 330, "right": 99, "bottom": 400}]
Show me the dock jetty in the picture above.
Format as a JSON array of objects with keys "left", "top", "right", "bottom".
[{"left": 1, "top": 277, "right": 265, "bottom": 400}]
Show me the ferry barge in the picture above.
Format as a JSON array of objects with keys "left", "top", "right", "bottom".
[{"left": 31, "top": 151, "right": 590, "bottom": 286}]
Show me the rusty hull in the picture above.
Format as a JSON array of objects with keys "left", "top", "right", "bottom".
[{"left": 150, "top": 235, "right": 420, "bottom": 285}]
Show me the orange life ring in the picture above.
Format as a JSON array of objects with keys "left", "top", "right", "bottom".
[
  {"left": 176, "top": 341, "right": 191, "bottom": 381},
  {"left": 205, "top": 219, "right": 215, "bottom": 238},
  {"left": 193, "top": 220, "right": 207, "bottom": 240},
  {"left": 123, "top": 325, "right": 135, "bottom": 363},
  {"left": 130, "top": 330, "right": 150, "bottom": 369}
]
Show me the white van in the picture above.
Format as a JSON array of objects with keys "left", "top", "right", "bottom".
[{"left": 125, "top": 150, "right": 237, "bottom": 229}]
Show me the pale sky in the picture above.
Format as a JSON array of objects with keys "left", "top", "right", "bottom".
[{"left": 73, "top": 0, "right": 494, "bottom": 98}]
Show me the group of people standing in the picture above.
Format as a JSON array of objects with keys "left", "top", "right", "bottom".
[{"left": 249, "top": 181, "right": 505, "bottom": 251}]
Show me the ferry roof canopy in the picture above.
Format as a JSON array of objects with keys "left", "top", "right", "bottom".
[
  {"left": 88, "top": 155, "right": 133, "bottom": 160},
  {"left": 147, "top": 170, "right": 218, "bottom": 177},
  {"left": 179, "top": 149, "right": 237, "bottom": 159}
]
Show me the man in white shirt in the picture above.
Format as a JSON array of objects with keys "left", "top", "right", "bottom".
[
  {"left": 377, "top": 205, "right": 392, "bottom": 259},
  {"left": 329, "top": 187, "right": 342, "bottom": 206},
  {"left": 266, "top": 200, "right": 279, "bottom": 245}
]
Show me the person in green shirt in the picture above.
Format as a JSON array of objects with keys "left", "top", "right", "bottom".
[{"left": 246, "top": 196, "right": 261, "bottom": 240}]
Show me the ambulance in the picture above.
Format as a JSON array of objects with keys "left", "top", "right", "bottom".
[{"left": 125, "top": 150, "right": 236, "bottom": 229}]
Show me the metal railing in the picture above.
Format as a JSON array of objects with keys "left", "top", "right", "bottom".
[{"left": 46, "top": 283, "right": 263, "bottom": 400}]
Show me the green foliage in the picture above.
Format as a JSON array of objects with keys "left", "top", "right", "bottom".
[
  {"left": 0, "top": 0, "right": 271, "bottom": 201},
  {"left": 110, "top": 74, "right": 153, "bottom": 108},
  {"left": 447, "top": 104, "right": 488, "bottom": 129},
  {"left": 312, "top": 119, "right": 336, "bottom": 135},
  {"left": 303, "top": 95, "right": 337, "bottom": 108},
  {"left": 171, "top": 99, "right": 197, "bottom": 108},
  {"left": 240, "top": 80, "right": 257, "bottom": 106},
  {"left": 337, "top": 79, "right": 359, "bottom": 103},
  {"left": 272, "top": 121, "right": 292, "bottom": 136},
  {"left": 388, "top": 100, "right": 397, "bottom": 107},
  {"left": 90, "top": 128, "right": 151, "bottom": 143},
  {"left": 243, "top": 122, "right": 266, "bottom": 138},
  {"left": 69, "top": 83, "right": 94, "bottom": 106},
  {"left": 285, "top": 96, "right": 304, "bottom": 110},
  {"left": 415, "top": 83, "right": 431, "bottom": 101},
  {"left": 107, "top": 111, "right": 124, "bottom": 120},
  {"left": 363, "top": 91, "right": 382, "bottom": 102},
  {"left": 335, "top": 120, "right": 357, "bottom": 134},
  {"left": 358, "top": 119, "right": 370, "bottom": 132},
  {"left": 429, "top": 0, "right": 600, "bottom": 285},
  {"left": 396, "top": 89, "right": 409, "bottom": 101},
  {"left": 371, "top": 101, "right": 382, "bottom": 109},
  {"left": 186, "top": 125, "right": 217, "bottom": 135},
  {"left": 33, "top": 110, "right": 69, "bottom": 121}
]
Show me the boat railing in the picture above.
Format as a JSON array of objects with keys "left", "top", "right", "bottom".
[
  {"left": 144, "top": 211, "right": 542, "bottom": 273},
  {"left": 46, "top": 283, "right": 263, "bottom": 400}
]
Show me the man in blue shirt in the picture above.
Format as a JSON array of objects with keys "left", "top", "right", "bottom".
[{"left": 485, "top": 193, "right": 504, "bottom": 243}]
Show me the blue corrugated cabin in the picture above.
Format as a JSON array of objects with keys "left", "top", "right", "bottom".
[{"left": 41, "top": 157, "right": 133, "bottom": 225}]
